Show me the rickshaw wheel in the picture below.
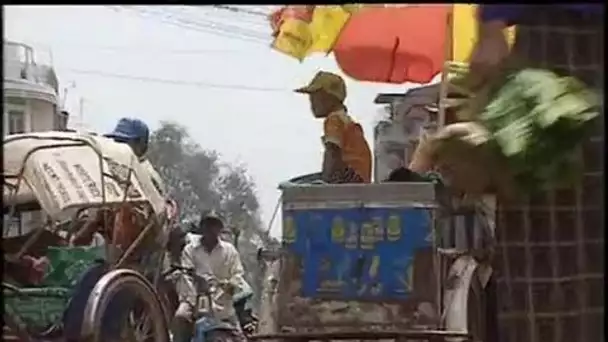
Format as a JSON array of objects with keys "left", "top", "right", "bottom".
[
  {"left": 157, "top": 277, "right": 180, "bottom": 324},
  {"left": 85, "top": 273, "right": 170, "bottom": 342}
]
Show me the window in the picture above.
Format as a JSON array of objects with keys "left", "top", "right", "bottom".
[
  {"left": 3, "top": 212, "right": 22, "bottom": 237},
  {"left": 4, "top": 43, "right": 27, "bottom": 64},
  {"left": 6, "top": 97, "right": 26, "bottom": 106},
  {"left": 8, "top": 110, "right": 25, "bottom": 134}
]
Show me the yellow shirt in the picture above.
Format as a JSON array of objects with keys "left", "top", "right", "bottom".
[{"left": 322, "top": 109, "right": 372, "bottom": 183}]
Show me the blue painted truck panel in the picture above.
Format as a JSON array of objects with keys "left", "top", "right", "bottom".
[{"left": 283, "top": 206, "right": 432, "bottom": 301}]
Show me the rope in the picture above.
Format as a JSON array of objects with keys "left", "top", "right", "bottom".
[{"left": 265, "top": 195, "right": 282, "bottom": 234}]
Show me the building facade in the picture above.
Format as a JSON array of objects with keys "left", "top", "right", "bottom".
[
  {"left": 3, "top": 40, "right": 67, "bottom": 136},
  {"left": 372, "top": 85, "right": 439, "bottom": 182},
  {"left": 3, "top": 41, "right": 68, "bottom": 237}
]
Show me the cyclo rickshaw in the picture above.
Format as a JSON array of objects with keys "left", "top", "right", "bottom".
[
  {"left": 3, "top": 131, "right": 176, "bottom": 342},
  {"left": 254, "top": 62, "right": 495, "bottom": 342}
]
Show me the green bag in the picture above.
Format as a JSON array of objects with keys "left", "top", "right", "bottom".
[
  {"left": 4, "top": 287, "right": 71, "bottom": 331},
  {"left": 42, "top": 246, "right": 106, "bottom": 288}
]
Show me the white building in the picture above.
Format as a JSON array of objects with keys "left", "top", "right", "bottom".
[
  {"left": 3, "top": 41, "right": 68, "bottom": 238},
  {"left": 373, "top": 85, "right": 439, "bottom": 182},
  {"left": 3, "top": 40, "right": 67, "bottom": 136}
]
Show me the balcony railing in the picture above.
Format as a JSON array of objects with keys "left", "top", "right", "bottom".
[{"left": 3, "top": 41, "right": 58, "bottom": 93}]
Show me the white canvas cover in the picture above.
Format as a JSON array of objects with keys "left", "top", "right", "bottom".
[{"left": 3, "top": 131, "right": 165, "bottom": 221}]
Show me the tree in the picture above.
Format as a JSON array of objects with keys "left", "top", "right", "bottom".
[{"left": 147, "top": 121, "right": 272, "bottom": 308}]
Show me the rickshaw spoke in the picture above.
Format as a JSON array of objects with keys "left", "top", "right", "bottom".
[{"left": 130, "top": 310, "right": 154, "bottom": 341}]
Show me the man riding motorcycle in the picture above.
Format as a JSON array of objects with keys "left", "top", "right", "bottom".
[{"left": 172, "top": 212, "right": 250, "bottom": 342}]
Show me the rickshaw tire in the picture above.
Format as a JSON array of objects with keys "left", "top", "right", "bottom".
[
  {"left": 157, "top": 277, "right": 180, "bottom": 325},
  {"left": 84, "top": 272, "right": 170, "bottom": 342}
]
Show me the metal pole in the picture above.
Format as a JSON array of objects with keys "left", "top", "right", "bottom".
[
  {"left": 61, "top": 81, "right": 76, "bottom": 109},
  {"left": 78, "top": 97, "right": 85, "bottom": 132}
]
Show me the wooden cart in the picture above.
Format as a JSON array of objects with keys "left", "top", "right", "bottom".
[
  {"left": 255, "top": 174, "right": 495, "bottom": 342},
  {"left": 3, "top": 131, "right": 175, "bottom": 342}
]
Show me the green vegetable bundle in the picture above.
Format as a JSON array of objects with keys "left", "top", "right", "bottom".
[{"left": 450, "top": 67, "right": 600, "bottom": 194}]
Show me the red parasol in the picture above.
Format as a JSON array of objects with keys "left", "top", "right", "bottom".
[
  {"left": 269, "top": 5, "right": 452, "bottom": 84},
  {"left": 333, "top": 5, "right": 451, "bottom": 84}
]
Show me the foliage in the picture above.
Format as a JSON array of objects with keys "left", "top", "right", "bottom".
[
  {"left": 450, "top": 68, "right": 600, "bottom": 194},
  {"left": 147, "top": 121, "right": 275, "bottom": 309}
]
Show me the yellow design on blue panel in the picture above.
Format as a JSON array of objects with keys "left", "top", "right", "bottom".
[
  {"left": 345, "top": 223, "right": 358, "bottom": 249},
  {"left": 372, "top": 216, "right": 384, "bottom": 242},
  {"left": 405, "top": 263, "right": 414, "bottom": 292},
  {"left": 331, "top": 216, "right": 346, "bottom": 243},
  {"left": 360, "top": 222, "right": 375, "bottom": 250},
  {"left": 368, "top": 255, "right": 380, "bottom": 279},
  {"left": 398, "top": 262, "right": 415, "bottom": 293},
  {"left": 387, "top": 214, "right": 401, "bottom": 242},
  {"left": 283, "top": 215, "right": 296, "bottom": 244}
]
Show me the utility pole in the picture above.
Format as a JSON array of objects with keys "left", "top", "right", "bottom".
[
  {"left": 61, "top": 81, "right": 76, "bottom": 109},
  {"left": 78, "top": 97, "right": 85, "bottom": 132}
]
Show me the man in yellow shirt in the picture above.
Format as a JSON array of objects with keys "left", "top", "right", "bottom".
[{"left": 295, "top": 71, "right": 372, "bottom": 183}]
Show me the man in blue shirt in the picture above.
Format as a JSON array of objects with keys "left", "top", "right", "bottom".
[{"left": 469, "top": 5, "right": 604, "bottom": 342}]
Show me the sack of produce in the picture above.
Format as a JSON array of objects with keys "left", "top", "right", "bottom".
[
  {"left": 478, "top": 69, "right": 599, "bottom": 193},
  {"left": 412, "top": 122, "right": 514, "bottom": 196},
  {"left": 419, "top": 66, "right": 600, "bottom": 196}
]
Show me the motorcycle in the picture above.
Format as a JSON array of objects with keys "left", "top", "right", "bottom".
[
  {"left": 193, "top": 290, "right": 257, "bottom": 341},
  {"left": 164, "top": 265, "right": 257, "bottom": 342}
]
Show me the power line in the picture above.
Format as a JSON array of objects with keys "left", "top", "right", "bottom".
[
  {"left": 194, "top": 6, "right": 270, "bottom": 28},
  {"left": 58, "top": 67, "right": 288, "bottom": 92},
  {"left": 115, "top": 6, "right": 271, "bottom": 46},
  {"left": 163, "top": 6, "right": 269, "bottom": 39},
  {"left": 111, "top": 6, "right": 253, "bottom": 43},
  {"left": 34, "top": 42, "right": 256, "bottom": 55},
  {"left": 212, "top": 5, "right": 271, "bottom": 18}
]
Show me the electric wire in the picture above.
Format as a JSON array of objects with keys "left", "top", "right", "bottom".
[
  {"left": 28, "top": 40, "right": 259, "bottom": 55},
  {"left": 112, "top": 6, "right": 271, "bottom": 46},
  {"left": 58, "top": 67, "right": 288, "bottom": 92},
  {"left": 161, "top": 6, "right": 270, "bottom": 39},
  {"left": 126, "top": 6, "right": 268, "bottom": 42},
  {"left": 193, "top": 6, "right": 270, "bottom": 28},
  {"left": 212, "top": 5, "right": 271, "bottom": 18}
]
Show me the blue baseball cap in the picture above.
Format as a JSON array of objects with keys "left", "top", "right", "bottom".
[{"left": 105, "top": 118, "right": 150, "bottom": 142}]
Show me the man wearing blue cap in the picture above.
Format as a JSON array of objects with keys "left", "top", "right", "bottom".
[
  {"left": 69, "top": 117, "right": 158, "bottom": 246},
  {"left": 104, "top": 117, "right": 150, "bottom": 160},
  {"left": 66, "top": 118, "right": 161, "bottom": 341},
  {"left": 106, "top": 117, "right": 165, "bottom": 196}
]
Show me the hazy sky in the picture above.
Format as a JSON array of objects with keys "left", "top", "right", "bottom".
[{"left": 4, "top": 5, "right": 421, "bottom": 237}]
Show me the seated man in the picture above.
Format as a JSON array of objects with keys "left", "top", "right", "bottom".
[
  {"left": 104, "top": 117, "right": 150, "bottom": 161},
  {"left": 71, "top": 117, "right": 154, "bottom": 249},
  {"left": 105, "top": 117, "right": 166, "bottom": 195},
  {"left": 295, "top": 71, "right": 372, "bottom": 184}
]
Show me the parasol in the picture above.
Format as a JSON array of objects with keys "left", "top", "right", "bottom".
[{"left": 269, "top": 4, "right": 515, "bottom": 84}]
